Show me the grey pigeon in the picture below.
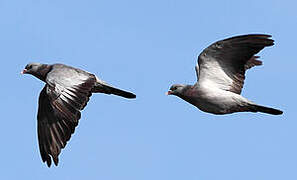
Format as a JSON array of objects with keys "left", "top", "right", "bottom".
[
  {"left": 22, "top": 63, "right": 136, "bottom": 167},
  {"left": 167, "top": 34, "right": 282, "bottom": 115}
]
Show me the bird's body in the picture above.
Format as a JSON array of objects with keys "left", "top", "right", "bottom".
[
  {"left": 167, "top": 34, "right": 282, "bottom": 115},
  {"left": 172, "top": 84, "right": 253, "bottom": 114},
  {"left": 22, "top": 63, "right": 136, "bottom": 167}
]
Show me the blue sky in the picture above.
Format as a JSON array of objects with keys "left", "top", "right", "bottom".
[{"left": 1, "top": 0, "right": 296, "bottom": 179}]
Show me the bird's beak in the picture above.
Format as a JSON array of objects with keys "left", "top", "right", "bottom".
[
  {"left": 166, "top": 90, "right": 173, "bottom": 95},
  {"left": 21, "top": 69, "right": 27, "bottom": 74}
]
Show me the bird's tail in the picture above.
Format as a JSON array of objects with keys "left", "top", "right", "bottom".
[
  {"left": 92, "top": 82, "right": 136, "bottom": 99},
  {"left": 248, "top": 104, "right": 283, "bottom": 115}
]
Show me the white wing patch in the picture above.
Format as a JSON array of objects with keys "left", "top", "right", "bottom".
[{"left": 198, "top": 56, "right": 233, "bottom": 90}]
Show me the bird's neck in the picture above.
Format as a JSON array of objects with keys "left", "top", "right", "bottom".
[
  {"left": 178, "top": 85, "right": 197, "bottom": 104},
  {"left": 32, "top": 64, "right": 52, "bottom": 82},
  {"left": 175, "top": 85, "right": 192, "bottom": 98},
  {"left": 182, "top": 85, "right": 194, "bottom": 94}
]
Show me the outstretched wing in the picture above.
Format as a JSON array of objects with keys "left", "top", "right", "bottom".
[
  {"left": 196, "top": 34, "right": 274, "bottom": 94},
  {"left": 37, "top": 64, "right": 96, "bottom": 167}
]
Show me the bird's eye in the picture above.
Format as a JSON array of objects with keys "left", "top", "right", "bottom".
[
  {"left": 170, "top": 86, "right": 179, "bottom": 91},
  {"left": 172, "top": 86, "right": 177, "bottom": 91},
  {"left": 27, "top": 65, "right": 33, "bottom": 69}
]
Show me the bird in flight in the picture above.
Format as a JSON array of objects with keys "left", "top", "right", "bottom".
[
  {"left": 167, "top": 34, "right": 282, "bottom": 115},
  {"left": 22, "top": 63, "right": 136, "bottom": 167}
]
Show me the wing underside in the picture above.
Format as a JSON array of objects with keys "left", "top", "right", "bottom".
[{"left": 196, "top": 34, "right": 274, "bottom": 94}]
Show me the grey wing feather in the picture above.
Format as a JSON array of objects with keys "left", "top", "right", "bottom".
[
  {"left": 196, "top": 34, "right": 274, "bottom": 94},
  {"left": 38, "top": 65, "right": 96, "bottom": 167},
  {"left": 195, "top": 63, "right": 199, "bottom": 81},
  {"left": 38, "top": 86, "right": 78, "bottom": 167}
]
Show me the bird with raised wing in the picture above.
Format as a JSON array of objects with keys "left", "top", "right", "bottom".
[
  {"left": 167, "top": 34, "right": 282, "bottom": 115},
  {"left": 22, "top": 63, "right": 136, "bottom": 167}
]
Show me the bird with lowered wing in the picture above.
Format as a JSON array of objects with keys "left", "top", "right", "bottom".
[{"left": 22, "top": 63, "right": 136, "bottom": 167}]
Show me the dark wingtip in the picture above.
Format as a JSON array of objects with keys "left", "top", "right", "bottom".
[
  {"left": 224, "top": 34, "right": 274, "bottom": 44},
  {"left": 46, "top": 158, "right": 51, "bottom": 167},
  {"left": 53, "top": 156, "right": 59, "bottom": 166}
]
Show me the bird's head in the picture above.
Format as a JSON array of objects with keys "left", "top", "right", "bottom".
[
  {"left": 21, "top": 63, "right": 51, "bottom": 81},
  {"left": 21, "top": 63, "right": 43, "bottom": 75},
  {"left": 166, "top": 84, "right": 186, "bottom": 96}
]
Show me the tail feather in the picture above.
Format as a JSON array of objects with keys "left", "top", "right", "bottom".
[
  {"left": 249, "top": 104, "right": 283, "bottom": 115},
  {"left": 92, "top": 83, "right": 136, "bottom": 99},
  {"left": 105, "top": 85, "right": 136, "bottom": 99}
]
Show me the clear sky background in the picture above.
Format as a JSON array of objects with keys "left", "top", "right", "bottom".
[{"left": 1, "top": 0, "right": 296, "bottom": 179}]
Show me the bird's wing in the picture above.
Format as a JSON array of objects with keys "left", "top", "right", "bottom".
[
  {"left": 37, "top": 65, "right": 96, "bottom": 167},
  {"left": 195, "top": 34, "right": 274, "bottom": 94},
  {"left": 195, "top": 63, "right": 199, "bottom": 81}
]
